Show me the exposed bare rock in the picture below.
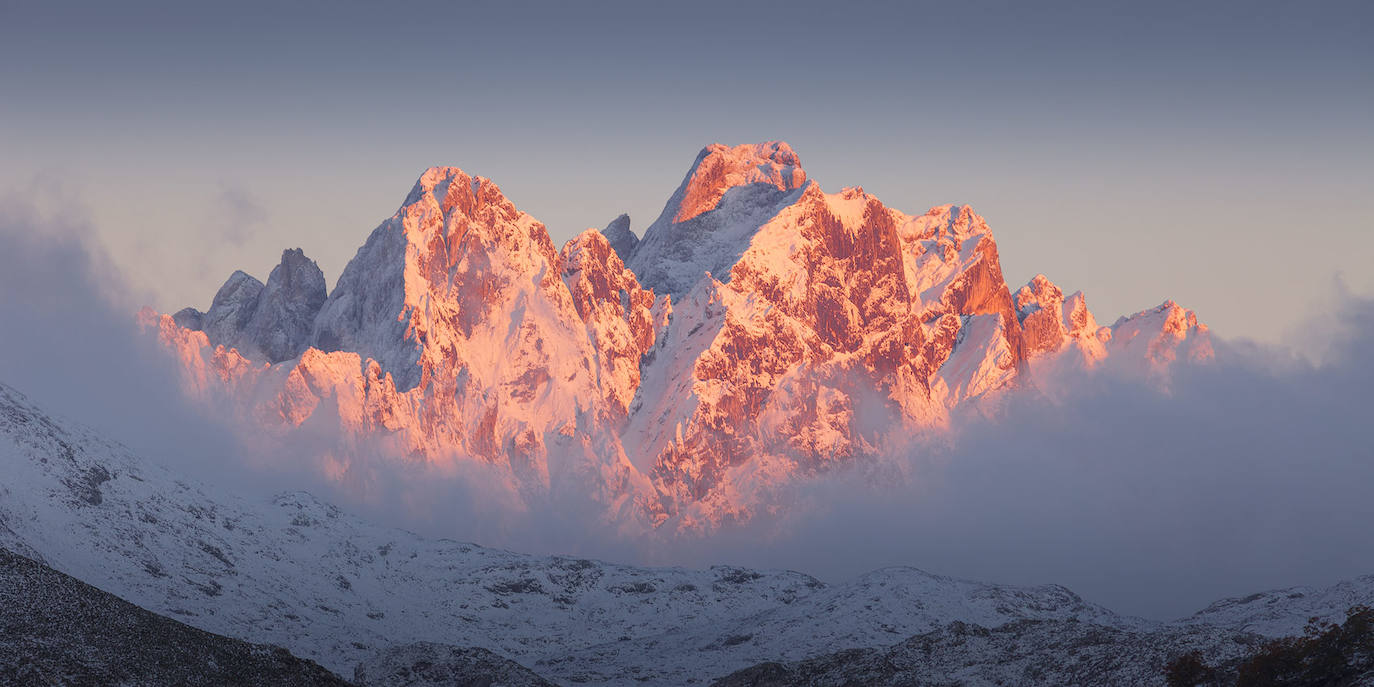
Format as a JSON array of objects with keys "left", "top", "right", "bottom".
[
  {"left": 1015, "top": 274, "right": 1110, "bottom": 371},
  {"left": 172, "top": 306, "right": 205, "bottom": 331},
  {"left": 635, "top": 189, "right": 1028, "bottom": 523},
  {"left": 202, "top": 270, "right": 265, "bottom": 351},
  {"left": 601, "top": 213, "right": 638, "bottom": 264},
  {"left": 196, "top": 249, "right": 327, "bottom": 363},
  {"left": 247, "top": 248, "right": 328, "bottom": 363}
]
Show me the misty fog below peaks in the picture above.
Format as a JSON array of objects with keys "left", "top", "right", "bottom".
[
  {"left": 698, "top": 298, "right": 1374, "bottom": 618},
  {"left": 2, "top": 191, "right": 1373, "bottom": 621}
]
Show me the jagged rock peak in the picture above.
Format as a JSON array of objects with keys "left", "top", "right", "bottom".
[
  {"left": 1113, "top": 300, "right": 1206, "bottom": 332},
  {"left": 1109, "top": 299, "right": 1212, "bottom": 368},
  {"left": 311, "top": 162, "right": 562, "bottom": 393},
  {"left": 630, "top": 142, "right": 813, "bottom": 299},
  {"left": 171, "top": 307, "right": 204, "bottom": 331},
  {"left": 1015, "top": 274, "right": 1064, "bottom": 317},
  {"left": 401, "top": 165, "right": 522, "bottom": 221},
  {"left": 559, "top": 228, "right": 658, "bottom": 417},
  {"left": 408, "top": 165, "right": 478, "bottom": 197},
  {"left": 671, "top": 141, "right": 807, "bottom": 223},
  {"left": 919, "top": 203, "right": 993, "bottom": 243},
  {"left": 1015, "top": 274, "right": 1069, "bottom": 356},
  {"left": 249, "top": 248, "right": 327, "bottom": 363},
  {"left": 202, "top": 270, "right": 264, "bottom": 349},
  {"left": 265, "top": 248, "right": 326, "bottom": 297},
  {"left": 188, "top": 250, "right": 327, "bottom": 364},
  {"left": 1013, "top": 275, "right": 1111, "bottom": 362},
  {"left": 602, "top": 213, "right": 638, "bottom": 263}
]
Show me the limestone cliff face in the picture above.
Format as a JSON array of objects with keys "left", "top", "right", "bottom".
[{"left": 145, "top": 143, "right": 1212, "bottom": 531}]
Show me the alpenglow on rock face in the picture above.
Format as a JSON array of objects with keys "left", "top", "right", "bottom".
[
  {"left": 627, "top": 141, "right": 809, "bottom": 299},
  {"left": 144, "top": 142, "right": 1213, "bottom": 530}
]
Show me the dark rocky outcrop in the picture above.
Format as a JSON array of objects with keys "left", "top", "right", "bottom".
[
  {"left": 172, "top": 306, "right": 205, "bottom": 331},
  {"left": 601, "top": 213, "right": 639, "bottom": 264},
  {"left": 711, "top": 619, "right": 1265, "bottom": 687},
  {"left": 354, "top": 643, "right": 556, "bottom": 687},
  {"left": 0, "top": 546, "right": 349, "bottom": 686}
]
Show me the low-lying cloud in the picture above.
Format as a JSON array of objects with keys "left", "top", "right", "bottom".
[
  {"left": 667, "top": 289, "right": 1374, "bottom": 619},
  {"left": 3, "top": 191, "right": 1372, "bottom": 621},
  {"left": 0, "top": 190, "right": 265, "bottom": 494}
]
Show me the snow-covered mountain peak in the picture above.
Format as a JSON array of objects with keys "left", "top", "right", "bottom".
[
  {"left": 1012, "top": 274, "right": 1110, "bottom": 367},
  {"left": 914, "top": 203, "right": 992, "bottom": 243},
  {"left": 670, "top": 141, "right": 807, "bottom": 224},
  {"left": 406, "top": 165, "right": 489, "bottom": 201},
  {"left": 1108, "top": 300, "right": 1213, "bottom": 373},
  {"left": 628, "top": 142, "right": 813, "bottom": 298},
  {"left": 395, "top": 166, "right": 543, "bottom": 248},
  {"left": 309, "top": 160, "right": 564, "bottom": 391}
]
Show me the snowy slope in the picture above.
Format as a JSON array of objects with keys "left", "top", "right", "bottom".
[
  {"left": 1180, "top": 574, "right": 1374, "bottom": 638},
  {"left": 2, "top": 379, "right": 1370, "bottom": 685},
  {"left": 627, "top": 141, "right": 809, "bottom": 299},
  {"left": 0, "top": 380, "right": 1146, "bottom": 685}
]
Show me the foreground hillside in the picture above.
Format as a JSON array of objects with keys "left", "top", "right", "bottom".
[
  {"left": 0, "top": 380, "right": 1128, "bottom": 683},
  {"left": 0, "top": 547, "right": 346, "bottom": 687},
  {"left": 3, "top": 379, "right": 1371, "bottom": 685}
]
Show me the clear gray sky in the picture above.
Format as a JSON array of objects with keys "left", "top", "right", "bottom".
[{"left": 2, "top": 0, "right": 1370, "bottom": 342}]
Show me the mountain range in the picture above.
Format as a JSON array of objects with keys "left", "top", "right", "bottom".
[
  {"left": 140, "top": 142, "right": 1213, "bottom": 531},
  {"left": 2, "top": 145, "right": 1364, "bottom": 683}
]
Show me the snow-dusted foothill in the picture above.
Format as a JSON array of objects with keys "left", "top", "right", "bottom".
[{"left": 2, "top": 379, "right": 1369, "bottom": 685}]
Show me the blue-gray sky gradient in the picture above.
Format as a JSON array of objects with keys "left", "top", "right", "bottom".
[{"left": 2, "top": 0, "right": 1370, "bottom": 341}]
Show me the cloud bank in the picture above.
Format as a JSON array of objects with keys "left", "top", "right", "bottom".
[{"left": 677, "top": 292, "right": 1374, "bottom": 619}]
